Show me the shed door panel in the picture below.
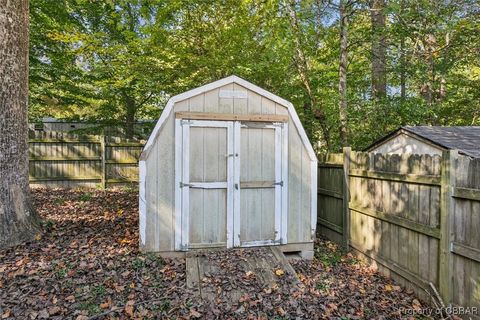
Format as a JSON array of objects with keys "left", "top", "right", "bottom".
[
  {"left": 237, "top": 124, "right": 281, "bottom": 245},
  {"left": 183, "top": 124, "right": 233, "bottom": 249},
  {"left": 189, "top": 189, "right": 227, "bottom": 246},
  {"left": 189, "top": 127, "right": 227, "bottom": 182}
]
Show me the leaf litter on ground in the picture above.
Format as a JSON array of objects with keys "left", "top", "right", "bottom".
[{"left": 0, "top": 188, "right": 436, "bottom": 319}]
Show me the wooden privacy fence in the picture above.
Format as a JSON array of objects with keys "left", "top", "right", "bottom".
[
  {"left": 29, "top": 131, "right": 145, "bottom": 188},
  {"left": 318, "top": 149, "right": 480, "bottom": 314}
]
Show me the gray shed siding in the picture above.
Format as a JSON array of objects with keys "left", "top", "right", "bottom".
[
  {"left": 141, "top": 81, "right": 314, "bottom": 252},
  {"left": 370, "top": 133, "right": 443, "bottom": 156}
]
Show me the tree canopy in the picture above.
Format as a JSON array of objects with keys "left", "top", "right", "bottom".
[{"left": 29, "top": 0, "right": 480, "bottom": 149}]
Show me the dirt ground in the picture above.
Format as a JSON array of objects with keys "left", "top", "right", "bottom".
[{"left": 0, "top": 188, "right": 433, "bottom": 319}]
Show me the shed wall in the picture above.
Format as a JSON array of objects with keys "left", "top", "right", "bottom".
[
  {"left": 371, "top": 133, "right": 443, "bottom": 156},
  {"left": 142, "top": 83, "right": 313, "bottom": 251}
]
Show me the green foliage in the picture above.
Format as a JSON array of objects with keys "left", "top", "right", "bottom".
[
  {"left": 315, "top": 245, "right": 344, "bottom": 268},
  {"left": 78, "top": 192, "right": 92, "bottom": 202},
  {"left": 132, "top": 257, "right": 146, "bottom": 270},
  {"left": 53, "top": 197, "right": 65, "bottom": 205},
  {"left": 29, "top": 0, "right": 480, "bottom": 148},
  {"left": 41, "top": 219, "right": 55, "bottom": 231},
  {"left": 92, "top": 284, "right": 106, "bottom": 298}
]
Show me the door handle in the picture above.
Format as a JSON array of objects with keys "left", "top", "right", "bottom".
[{"left": 235, "top": 183, "right": 239, "bottom": 190}]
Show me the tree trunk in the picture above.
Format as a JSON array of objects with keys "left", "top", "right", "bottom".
[
  {"left": 0, "top": 0, "right": 40, "bottom": 248},
  {"left": 370, "top": 0, "right": 387, "bottom": 100},
  {"left": 421, "top": 35, "right": 436, "bottom": 107},
  {"left": 400, "top": 35, "right": 406, "bottom": 100},
  {"left": 438, "top": 33, "right": 449, "bottom": 101},
  {"left": 338, "top": 0, "right": 349, "bottom": 147},
  {"left": 124, "top": 94, "right": 136, "bottom": 139},
  {"left": 399, "top": 0, "right": 406, "bottom": 100}
]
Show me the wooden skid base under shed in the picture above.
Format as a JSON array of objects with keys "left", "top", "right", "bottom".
[
  {"left": 186, "top": 247, "right": 303, "bottom": 306},
  {"left": 149, "top": 242, "right": 314, "bottom": 260}
]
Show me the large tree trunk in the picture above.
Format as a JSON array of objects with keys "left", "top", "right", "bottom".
[
  {"left": 338, "top": 0, "right": 349, "bottom": 147},
  {"left": 0, "top": 0, "right": 40, "bottom": 248},
  {"left": 370, "top": 0, "right": 387, "bottom": 100}
]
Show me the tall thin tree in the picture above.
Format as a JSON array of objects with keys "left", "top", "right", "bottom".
[
  {"left": 338, "top": 0, "right": 350, "bottom": 147},
  {"left": 0, "top": 0, "right": 40, "bottom": 248},
  {"left": 370, "top": 0, "right": 387, "bottom": 100}
]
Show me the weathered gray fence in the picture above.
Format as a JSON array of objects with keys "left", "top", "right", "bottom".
[
  {"left": 317, "top": 152, "right": 348, "bottom": 246},
  {"left": 29, "top": 131, "right": 144, "bottom": 188},
  {"left": 318, "top": 150, "right": 480, "bottom": 315}
]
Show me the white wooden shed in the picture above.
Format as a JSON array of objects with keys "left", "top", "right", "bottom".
[{"left": 139, "top": 76, "right": 317, "bottom": 258}]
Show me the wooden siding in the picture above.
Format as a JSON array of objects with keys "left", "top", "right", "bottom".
[
  {"left": 144, "top": 99, "right": 188, "bottom": 251},
  {"left": 370, "top": 132, "right": 443, "bottom": 155},
  {"left": 143, "top": 83, "right": 313, "bottom": 252}
]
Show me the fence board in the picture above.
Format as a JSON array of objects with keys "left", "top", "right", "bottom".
[{"left": 451, "top": 156, "right": 480, "bottom": 311}]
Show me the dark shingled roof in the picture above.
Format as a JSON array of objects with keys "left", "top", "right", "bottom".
[{"left": 367, "top": 126, "right": 480, "bottom": 158}]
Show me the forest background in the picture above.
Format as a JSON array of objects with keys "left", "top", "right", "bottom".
[{"left": 29, "top": 0, "right": 480, "bottom": 151}]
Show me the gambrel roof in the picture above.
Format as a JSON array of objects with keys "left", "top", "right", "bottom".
[{"left": 141, "top": 75, "right": 317, "bottom": 162}]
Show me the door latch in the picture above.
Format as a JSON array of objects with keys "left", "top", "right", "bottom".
[
  {"left": 235, "top": 183, "right": 239, "bottom": 190},
  {"left": 272, "top": 181, "right": 284, "bottom": 187}
]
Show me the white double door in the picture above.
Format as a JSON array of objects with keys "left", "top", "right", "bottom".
[{"left": 175, "top": 119, "right": 287, "bottom": 250}]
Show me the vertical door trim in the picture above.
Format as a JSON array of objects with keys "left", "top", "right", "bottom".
[
  {"left": 226, "top": 122, "right": 235, "bottom": 249},
  {"left": 181, "top": 121, "right": 190, "bottom": 249},
  {"left": 281, "top": 122, "right": 289, "bottom": 244},
  {"left": 233, "top": 121, "right": 241, "bottom": 247},
  {"left": 174, "top": 119, "right": 183, "bottom": 250},
  {"left": 274, "top": 124, "right": 282, "bottom": 243}
]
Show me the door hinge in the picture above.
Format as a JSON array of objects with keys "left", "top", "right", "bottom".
[
  {"left": 179, "top": 182, "right": 192, "bottom": 188},
  {"left": 272, "top": 181, "right": 283, "bottom": 187}
]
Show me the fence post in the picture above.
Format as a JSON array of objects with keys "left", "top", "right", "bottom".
[
  {"left": 439, "top": 149, "right": 457, "bottom": 304},
  {"left": 342, "top": 147, "right": 351, "bottom": 249},
  {"left": 100, "top": 134, "right": 106, "bottom": 189}
]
